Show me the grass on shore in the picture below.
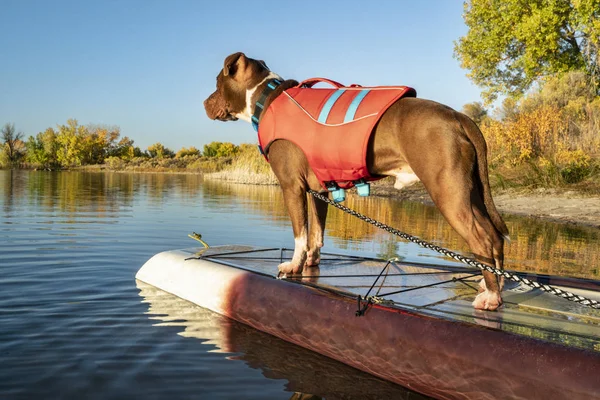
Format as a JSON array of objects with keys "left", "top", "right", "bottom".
[{"left": 203, "top": 144, "right": 278, "bottom": 185}]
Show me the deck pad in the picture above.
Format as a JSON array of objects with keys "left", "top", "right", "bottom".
[{"left": 183, "top": 246, "right": 600, "bottom": 352}]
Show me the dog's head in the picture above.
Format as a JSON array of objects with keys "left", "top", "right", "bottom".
[{"left": 204, "top": 52, "right": 272, "bottom": 122}]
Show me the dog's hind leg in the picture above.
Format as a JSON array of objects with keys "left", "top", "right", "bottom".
[
  {"left": 425, "top": 171, "right": 505, "bottom": 311},
  {"left": 306, "top": 192, "right": 329, "bottom": 267},
  {"left": 463, "top": 208, "right": 505, "bottom": 311}
]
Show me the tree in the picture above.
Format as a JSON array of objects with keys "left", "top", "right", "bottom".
[
  {"left": 176, "top": 146, "right": 201, "bottom": 158},
  {"left": 41, "top": 128, "right": 59, "bottom": 165},
  {"left": 25, "top": 128, "right": 60, "bottom": 169},
  {"left": 1, "top": 123, "right": 25, "bottom": 164},
  {"left": 496, "top": 97, "right": 520, "bottom": 122},
  {"left": 56, "top": 119, "right": 88, "bottom": 167},
  {"left": 454, "top": 0, "right": 600, "bottom": 102},
  {"left": 110, "top": 136, "right": 135, "bottom": 160},
  {"left": 82, "top": 124, "right": 121, "bottom": 165},
  {"left": 147, "top": 142, "right": 174, "bottom": 159},
  {"left": 461, "top": 102, "right": 489, "bottom": 125},
  {"left": 202, "top": 141, "right": 240, "bottom": 157},
  {"left": 132, "top": 146, "right": 145, "bottom": 158},
  {"left": 26, "top": 135, "right": 48, "bottom": 167},
  {"left": 521, "top": 70, "right": 597, "bottom": 110}
]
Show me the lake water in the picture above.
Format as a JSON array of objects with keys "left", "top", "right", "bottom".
[{"left": 1, "top": 170, "right": 599, "bottom": 399}]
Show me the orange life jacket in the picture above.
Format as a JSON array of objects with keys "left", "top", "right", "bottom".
[{"left": 257, "top": 78, "right": 416, "bottom": 190}]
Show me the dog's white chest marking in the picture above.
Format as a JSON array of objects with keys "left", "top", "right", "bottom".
[
  {"left": 385, "top": 168, "right": 420, "bottom": 190},
  {"left": 235, "top": 72, "right": 282, "bottom": 123}
]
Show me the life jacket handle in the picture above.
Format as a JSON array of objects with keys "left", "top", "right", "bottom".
[{"left": 299, "top": 77, "right": 347, "bottom": 89}]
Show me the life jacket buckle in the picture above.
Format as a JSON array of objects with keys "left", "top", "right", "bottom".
[
  {"left": 325, "top": 182, "right": 346, "bottom": 203},
  {"left": 354, "top": 179, "right": 370, "bottom": 197}
]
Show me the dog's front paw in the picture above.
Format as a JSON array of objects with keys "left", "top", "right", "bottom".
[
  {"left": 278, "top": 261, "right": 303, "bottom": 276},
  {"left": 472, "top": 290, "right": 503, "bottom": 311}
]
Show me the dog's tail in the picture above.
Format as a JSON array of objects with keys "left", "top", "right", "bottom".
[{"left": 458, "top": 113, "right": 509, "bottom": 238}]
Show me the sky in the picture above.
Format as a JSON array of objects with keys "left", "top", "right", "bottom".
[{"left": 1, "top": 0, "right": 483, "bottom": 151}]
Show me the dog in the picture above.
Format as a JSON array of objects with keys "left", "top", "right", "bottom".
[{"left": 204, "top": 52, "right": 508, "bottom": 310}]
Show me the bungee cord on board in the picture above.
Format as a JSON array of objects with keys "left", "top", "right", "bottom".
[{"left": 307, "top": 189, "right": 600, "bottom": 310}]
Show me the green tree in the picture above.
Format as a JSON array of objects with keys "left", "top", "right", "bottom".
[
  {"left": 203, "top": 141, "right": 240, "bottom": 157},
  {"left": 454, "top": 0, "right": 600, "bottom": 102},
  {"left": 41, "top": 128, "right": 59, "bottom": 165},
  {"left": 461, "top": 102, "right": 489, "bottom": 125},
  {"left": 26, "top": 135, "right": 47, "bottom": 167},
  {"left": 110, "top": 136, "right": 135, "bottom": 160},
  {"left": 1, "top": 123, "right": 25, "bottom": 164},
  {"left": 132, "top": 146, "right": 145, "bottom": 158},
  {"left": 56, "top": 119, "right": 88, "bottom": 167},
  {"left": 26, "top": 128, "right": 60, "bottom": 169},
  {"left": 0, "top": 145, "right": 9, "bottom": 167},
  {"left": 176, "top": 146, "right": 201, "bottom": 158},
  {"left": 521, "top": 70, "right": 597, "bottom": 110},
  {"left": 147, "top": 142, "right": 174, "bottom": 159}
]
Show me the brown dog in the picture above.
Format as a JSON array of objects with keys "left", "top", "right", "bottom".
[{"left": 204, "top": 52, "right": 508, "bottom": 310}]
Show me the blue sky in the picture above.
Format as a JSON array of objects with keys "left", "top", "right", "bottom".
[{"left": 1, "top": 0, "right": 481, "bottom": 151}]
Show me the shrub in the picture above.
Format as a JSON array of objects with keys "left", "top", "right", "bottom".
[
  {"left": 105, "top": 156, "right": 126, "bottom": 170},
  {"left": 479, "top": 71, "right": 599, "bottom": 188},
  {"left": 556, "top": 149, "right": 593, "bottom": 184},
  {"left": 176, "top": 147, "right": 201, "bottom": 158}
]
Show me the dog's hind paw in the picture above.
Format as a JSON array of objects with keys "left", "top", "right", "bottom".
[{"left": 278, "top": 261, "right": 303, "bottom": 275}]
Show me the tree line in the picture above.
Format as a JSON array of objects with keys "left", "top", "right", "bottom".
[{"left": 0, "top": 118, "right": 241, "bottom": 170}]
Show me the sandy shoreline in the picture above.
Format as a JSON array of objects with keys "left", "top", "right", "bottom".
[
  {"left": 493, "top": 189, "right": 600, "bottom": 228},
  {"left": 201, "top": 172, "right": 600, "bottom": 229},
  {"left": 370, "top": 182, "right": 600, "bottom": 229}
]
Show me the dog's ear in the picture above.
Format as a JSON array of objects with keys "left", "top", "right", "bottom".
[
  {"left": 258, "top": 60, "right": 269, "bottom": 70},
  {"left": 223, "top": 52, "right": 247, "bottom": 77}
]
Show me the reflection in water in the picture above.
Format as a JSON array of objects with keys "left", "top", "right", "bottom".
[
  {"left": 202, "top": 180, "right": 600, "bottom": 279},
  {"left": 137, "top": 281, "right": 427, "bottom": 400},
  {"left": 0, "top": 170, "right": 209, "bottom": 218},
  {"left": 2, "top": 170, "right": 598, "bottom": 280}
]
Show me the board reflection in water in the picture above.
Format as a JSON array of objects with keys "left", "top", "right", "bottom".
[{"left": 136, "top": 281, "right": 428, "bottom": 400}]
